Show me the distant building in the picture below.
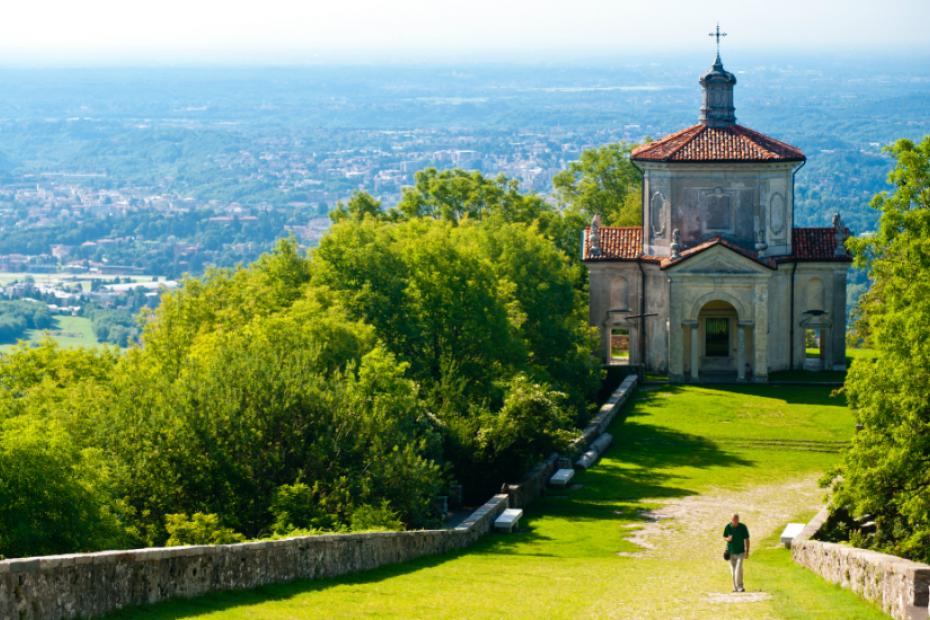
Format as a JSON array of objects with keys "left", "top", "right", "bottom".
[
  {"left": 50, "top": 244, "right": 71, "bottom": 260},
  {"left": 583, "top": 53, "right": 851, "bottom": 381}
]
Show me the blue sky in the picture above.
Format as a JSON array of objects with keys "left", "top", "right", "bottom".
[{"left": 3, "top": 0, "right": 929, "bottom": 65}]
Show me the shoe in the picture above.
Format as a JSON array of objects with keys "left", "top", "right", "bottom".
[{"left": 738, "top": 587, "right": 745, "bottom": 593}]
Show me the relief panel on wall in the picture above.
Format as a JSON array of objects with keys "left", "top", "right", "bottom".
[
  {"left": 702, "top": 187, "right": 734, "bottom": 232},
  {"left": 769, "top": 192, "right": 787, "bottom": 240},
  {"left": 650, "top": 190, "right": 668, "bottom": 241},
  {"left": 611, "top": 275, "right": 629, "bottom": 311},
  {"left": 804, "top": 277, "right": 824, "bottom": 312}
]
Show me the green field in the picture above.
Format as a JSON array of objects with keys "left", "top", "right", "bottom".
[
  {"left": 108, "top": 385, "right": 884, "bottom": 620},
  {"left": 0, "top": 315, "right": 102, "bottom": 353}
]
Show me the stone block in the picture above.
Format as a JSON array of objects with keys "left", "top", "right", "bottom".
[
  {"left": 779, "top": 522, "right": 805, "bottom": 548},
  {"left": 494, "top": 509, "right": 523, "bottom": 533},
  {"left": 549, "top": 468, "right": 575, "bottom": 487},
  {"left": 575, "top": 450, "right": 598, "bottom": 470}
]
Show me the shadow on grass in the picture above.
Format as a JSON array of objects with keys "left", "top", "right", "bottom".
[
  {"left": 105, "top": 547, "right": 477, "bottom": 619},
  {"left": 636, "top": 381, "right": 847, "bottom": 408}
]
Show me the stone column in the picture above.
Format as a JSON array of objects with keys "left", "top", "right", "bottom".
[
  {"left": 668, "top": 277, "right": 684, "bottom": 381},
  {"left": 832, "top": 269, "right": 848, "bottom": 370},
  {"left": 687, "top": 321, "right": 700, "bottom": 381},
  {"left": 753, "top": 283, "right": 769, "bottom": 381},
  {"left": 736, "top": 324, "right": 746, "bottom": 381}
]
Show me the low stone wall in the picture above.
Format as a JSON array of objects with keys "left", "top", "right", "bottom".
[
  {"left": 570, "top": 374, "right": 638, "bottom": 454},
  {"left": 504, "top": 374, "right": 638, "bottom": 508},
  {"left": 0, "top": 494, "right": 509, "bottom": 620},
  {"left": 792, "top": 508, "right": 930, "bottom": 620}
]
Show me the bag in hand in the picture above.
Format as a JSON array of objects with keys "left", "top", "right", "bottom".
[{"left": 723, "top": 549, "right": 731, "bottom": 561}]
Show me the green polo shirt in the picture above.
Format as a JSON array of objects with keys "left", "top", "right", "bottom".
[{"left": 724, "top": 522, "right": 750, "bottom": 555}]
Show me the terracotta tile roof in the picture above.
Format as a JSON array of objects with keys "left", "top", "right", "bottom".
[
  {"left": 781, "top": 227, "right": 852, "bottom": 262},
  {"left": 583, "top": 226, "right": 641, "bottom": 261},
  {"left": 660, "top": 236, "right": 776, "bottom": 270},
  {"left": 631, "top": 123, "right": 805, "bottom": 163},
  {"left": 583, "top": 227, "right": 851, "bottom": 264}
]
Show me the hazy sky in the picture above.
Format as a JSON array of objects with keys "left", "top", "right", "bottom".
[{"left": 2, "top": 0, "right": 929, "bottom": 65}]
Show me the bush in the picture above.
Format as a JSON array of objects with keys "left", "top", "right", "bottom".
[
  {"left": 164, "top": 513, "right": 245, "bottom": 546},
  {"left": 350, "top": 502, "right": 403, "bottom": 532},
  {"left": 0, "top": 416, "right": 126, "bottom": 557}
]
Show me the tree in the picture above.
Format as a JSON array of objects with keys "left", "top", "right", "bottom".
[
  {"left": 312, "top": 217, "right": 598, "bottom": 499},
  {"left": 393, "top": 167, "right": 549, "bottom": 224},
  {"left": 330, "top": 191, "right": 386, "bottom": 223},
  {"left": 553, "top": 142, "right": 642, "bottom": 227},
  {"left": 0, "top": 341, "right": 125, "bottom": 558},
  {"left": 830, "top": 135, "right": 930, "bottom": 562},
  {"left": 103, "top": 289, "right": 442, "bottom": 540}
]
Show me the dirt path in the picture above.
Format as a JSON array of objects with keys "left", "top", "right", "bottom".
[{"left": 618, "top": 474, "right": 823, "bottom": 561}]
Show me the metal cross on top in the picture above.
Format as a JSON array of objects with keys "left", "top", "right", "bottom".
[{"left": 708, "top": 23, "right": 727, "bottom": 57}]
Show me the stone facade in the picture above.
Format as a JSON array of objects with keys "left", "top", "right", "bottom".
[
  {"left": 642, "top": 162, "right": 798, "bottom": 258},
  {"left": 792, "top": 509, "right": 930, "bottom": 620},
  {"left": 584, "top": 54, "right": 851, "bottom": 381}
]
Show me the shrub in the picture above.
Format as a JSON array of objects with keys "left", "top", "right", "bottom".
[{"left": 164, "top": 513, "right": 245, "bottom": 546}]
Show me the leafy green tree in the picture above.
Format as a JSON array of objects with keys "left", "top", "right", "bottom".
[
  {"left": 553, "top": 142, "right": 642, "bottom": 227},
  {"left": 831, "top": 135, "right": 930, "bottom": 562},
  {"left": 312, "top": 217, "right": 598, "bottom": 499},
  {"left": 394, "top": 167, "right": 549, "bottom": 224},
  {"left": 0, "top": 300, "right": 54, "bottom": 344},
  {"left": 330, "top": 191, "right": 386, "bottom": 223},
  {"left": 0, "top": 415, "right": 126, "bottom": 557},
  {"left": 0, "top": 164, "right": 607, "bottom": 555}
]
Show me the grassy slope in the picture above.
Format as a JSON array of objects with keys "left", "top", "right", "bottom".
[
  {"left": 108, "top": 385, "right": 885, "bottom": 620},
  {"left": 0, "top": 315, "right": 101, "bottom": 353}
]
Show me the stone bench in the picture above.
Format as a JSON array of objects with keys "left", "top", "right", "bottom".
[
  {"left": 575, "top": 449, "right": 598, "bottom": 470},
  {"left": 494, "top": 508, "right": 524, "bottom": 533},
  {"left": 779, "top": 522, "right": 806, "bottom": 548},
  {"left": 549, "top": 468, "right": 575, "bottom": 487}
]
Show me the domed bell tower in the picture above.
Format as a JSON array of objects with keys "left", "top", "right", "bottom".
[{"left": 699, "top": 55, "right": 737, "bottom": 127}]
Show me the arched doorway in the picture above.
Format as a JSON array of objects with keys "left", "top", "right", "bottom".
[{"left": 696, "top": 300, "right": 738, "bottom": 378}]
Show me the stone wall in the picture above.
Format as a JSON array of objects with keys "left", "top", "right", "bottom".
[
  {"left": 503, "top": 375, "right": 638, "bottom": 508},
  {"left": 792, "top": 508, "right": 930, "bottom": 620},
  {"left": 0, "top": 494, "right": 509, "bottom": 620},
  {"left": 571, "top": 374, "right": 638, "bottom": 453}
]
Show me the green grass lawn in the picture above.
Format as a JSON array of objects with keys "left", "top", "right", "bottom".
[
  {"left": 107, "top": 385, "right": 884, "bottom": 620},
  {"left": 0, "top": 315, "right": 101, "bottom": 353},
  {"left": 768, "top": 346, "right": 877, "bottom": 383}
]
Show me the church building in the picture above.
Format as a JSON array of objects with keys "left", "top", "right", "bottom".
[{"left": 583, "top": 50, "right": 851, "bottom": 382}]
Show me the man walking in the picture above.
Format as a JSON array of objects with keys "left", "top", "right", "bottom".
[{"left": 723, "top": 513, "right": 750, "bottom": 592}]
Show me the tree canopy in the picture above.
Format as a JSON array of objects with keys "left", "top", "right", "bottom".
[
  {"left": 0, "top": 161, "right": 611, "bottom": 557},
  {"left": 829, "top": 135, "right": 930, "bottom": 562},
  {"left": 553, "top": 142, "right": 642, "bottom": 227}
]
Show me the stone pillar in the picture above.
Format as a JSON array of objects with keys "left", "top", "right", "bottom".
[
  {"left": 688, "top": 321, "right": 700, "bottom": 381},
  {"left": 832, "top": 269, "right": 848, "bottom": 370},
  {"left": 668, "top": 278, "right": 684, "bottom": 381},
  {"left": 753, "top": 284, "right": 769, "bottom": 381},
  {"left": 737, "top": 325, "right": 746, "bottom": 381}
]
